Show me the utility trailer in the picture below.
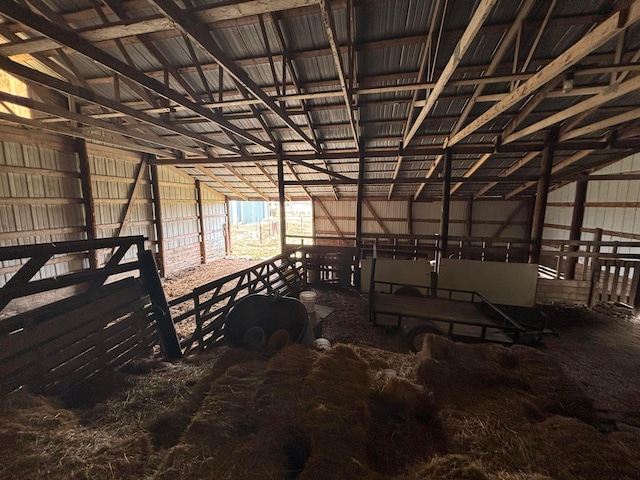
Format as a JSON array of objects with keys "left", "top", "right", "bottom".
[{"left": 367, "top": 259, "right": 550, "bottom": 351}]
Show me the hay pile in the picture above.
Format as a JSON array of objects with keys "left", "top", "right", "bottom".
[{"left": 1, "top": 336, "right": 639, "bottom": 479}]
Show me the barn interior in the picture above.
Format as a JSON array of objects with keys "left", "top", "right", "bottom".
[{"left": 2, "top": 0, "right": 640, "bottom": 478}]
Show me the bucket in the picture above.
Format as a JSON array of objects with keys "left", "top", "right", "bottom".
[{"left": 299, "top": 291, "right": 316, "bottom": 314}]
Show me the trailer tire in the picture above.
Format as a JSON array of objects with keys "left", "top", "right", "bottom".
[{"left": 406, "top": 324, "right": 442, "bottom": 353}]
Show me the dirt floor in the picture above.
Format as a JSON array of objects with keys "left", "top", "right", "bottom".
[
  {"left": 2, "top": 258, "right": 640, "bottom": 479},
  {"left": 161, "top": 259, "right": 640, "bottom": 417}
]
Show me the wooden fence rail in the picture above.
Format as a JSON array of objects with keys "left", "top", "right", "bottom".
[{"left": 0, "top": 236, "right": 180, "bottom": 395}]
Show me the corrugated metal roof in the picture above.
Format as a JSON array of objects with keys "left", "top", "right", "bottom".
[{"left": 0, "top": 0, "right": 637, "bottom": 201}]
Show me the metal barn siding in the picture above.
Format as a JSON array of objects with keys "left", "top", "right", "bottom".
[
  {"left": 0, "top": 139, "right": 85, "bottom": 288},
  {"left": 156, "top": 166, "right": 201, "bottom": 275},
  {"left": 201, "top": 186, "right": 227, "bottom": 262},
  {"left": 472, "top": 200, "right": 528, "bottom": 240},
  {"left": 412, "top": 201, "right": 444, "bottom": 236},
  {"left": 363, "top": 200, "right": 409, "bottom": 235},
  {"left": 87, "top": 144, "right": 155, "bottom": 265},
  {"left": 544, "top": 153, "right": 640, "bottom": 248},
  {"left": 313, "top": 199, "right": 357, "bottom": 240}
]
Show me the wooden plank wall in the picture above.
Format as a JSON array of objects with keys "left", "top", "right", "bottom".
[{"left": 0, "top": 277, "right": 157, "bottom": 395}]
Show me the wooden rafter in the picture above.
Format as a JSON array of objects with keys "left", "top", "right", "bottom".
[
  {"left": 0, "top": 56, "right": 241, "bottom": 155},
  {"left": 388, "top": 0, "right": 444, "bottom": 200},
  {"left": 0, "top": 111, "right": 168, "bottom": 156},
  {"left": 505, "top": 150, "right": 594, "bottom": 199},
  {"left": 0, "top": 0, "right": 273, "bottom": 151},
  {"left": 194, "top": 166, "right": 248, "bottom": 200},
  {"left": 149, "top": 0, "right": 319, "bottom": 153},
  {"left": 256, "top": 163, "right": 292, "bottom": 201},
  {"left": 223, "top": 164, "right": 270, "bottom": 201},
  {"left": 318, "top": 0, "right": 359, "bottom": 147},
  {"left": 449, "top": 1, "right": 640, "bottom": 146},
  {"left": 416, "top": 0, "right": 535, "bottom": 198},
  {"left": 403, "top": 0, "right": 499, "bottom": 148},
  {"left": 504, "top": 74, "right": 640, "bottom": 144},
  {"left": 0, "top": 90, "right": 204, "bottom": 155}
]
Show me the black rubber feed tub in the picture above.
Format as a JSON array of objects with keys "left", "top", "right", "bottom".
[{"left": 224, "top": 294, "right": 308, "bottom": 350}]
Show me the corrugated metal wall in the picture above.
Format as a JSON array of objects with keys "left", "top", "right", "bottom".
[
  {"left": 0, "top": 129, "right": 228, "bottom": 288},
  {"left": 544, "top": 152, "right": 640, "bottom": 253},
  {"left": 88, "top": 144, "right": 155, "bottom": 265},
  {"left": 314, "top": 198, "right": 528, "bottom": 240},
  {"left": 200, "top": 181, "right": 227, "bottom": 262},
  {"left": 0, "top": 136, "right": 85, "bottom": 286}
]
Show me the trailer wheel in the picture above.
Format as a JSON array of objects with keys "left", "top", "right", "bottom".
[{"left": 406, "top": 325, "right": 442, "bottom": 353}]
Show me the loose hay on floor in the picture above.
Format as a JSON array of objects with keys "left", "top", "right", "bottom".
[{"left": 2, "top": 335, "right": 639, "bottom": 480}]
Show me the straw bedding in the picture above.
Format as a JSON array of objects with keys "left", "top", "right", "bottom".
[{"left": 1, "top": 336, "right": 639, "bottom": 479}]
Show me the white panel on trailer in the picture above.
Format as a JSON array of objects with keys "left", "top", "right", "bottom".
[{"left": 439, "top": 258, "right": 538, "bottom": 307}]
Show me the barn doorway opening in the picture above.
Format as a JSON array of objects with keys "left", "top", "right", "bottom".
[{"left": 228, "top": 201, "right": 313, "bottom": 259}]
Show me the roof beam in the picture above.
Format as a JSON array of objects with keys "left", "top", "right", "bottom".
[
  {"left": 403, "top": 0, "right": 498, "bottom": 148},
  {"left": 0, "top": 55, "right": 241, "bottom": 155},
  {"left": 449, "top": 1, "right": 640, "bottom": 146},
  {"left": 149, "top": 0, "right": 319, "bottom": 153},
  {"left": 223, "top": 164, "right": 270, "bottom": 201},
  {"left": 318, "top": 0, "right": 359, "bottom": 147},
  {"left": 0, "top": 90, "right": 205, "bottom": 155},
  {"left": 561, "top": 106, "right": 640, "bottom": 141},
  {"left": 0, "top": 0, "right": 272, "bottom": 151},
  {"left": 504, "top": 74, "right": 640, "bottom": 144},
  {"left": 388, "top": 0, "right": 444, "bottom": 200},
  {"left": 0, "top": 111, "right": 168, "bottom": 156},
  {"left": 504, "top": 150, "right": 594, "bottom": 199},
  {"left": 194, "top": 166, "right": 249, "bottom": 200},
  {"left": 415, "top": 0, "right": 535, "bottom": 198}
]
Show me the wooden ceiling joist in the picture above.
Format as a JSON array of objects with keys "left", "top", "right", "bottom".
[
  {"left": 403, "top": 0, "right": 499, "bottom": 148},
  {"left": 0, "top": 0, "right": 273, "bottom": 151},
  {"left": 448, "top": 1, "right": 640, "bottom": 146},
  {"left": 318, "top": 0, "right": 359, "bottom": 147},
  {"left": 149, "top": 0, "right": 319, "bottom": 153}
]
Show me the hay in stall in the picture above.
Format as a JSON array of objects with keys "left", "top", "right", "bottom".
[{"left": 2, "top": 334, "right": 640, "bottom": 480}]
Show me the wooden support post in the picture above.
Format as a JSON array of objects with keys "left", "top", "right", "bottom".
[
  {"left": 565, "top": 178, "right": 588, "bottom": 279},
  {"left": 139, "top": 249, "right": 181, "bottom": 360},
  {"left": 466, "top": 196, "right": 474, "bottom": 238},
  {"left": 278, "top": 154, "right": 286, "bottom": 253},
  {"left": 195, "top": 179, "right": 207, "bottom": 264},
  {"left": 355, "top": 146, "right": 365, "bottom": 249},
  {"left": 150, "top": 164, "right": 166, "bottom": 277},
  {"left": 355, "top": 146, "right": 364, "bottom": 289},
  {"left": 589, "top": 227, "right": 603, "bottom": 306},
  {"left": 77, "top": 138, "right": 98, "bottom": 269},
  {"left": 440, "top": 148, "right": 452, "bottom": 259},
  {"left": 407, "top": 197, "right": 413, "bottom": 236},
  {"left": 224, "top": 197, "right": 231, "bottom": 255},
  {"left": 529, "top": 129, "right": 557, "bottom": 264}
]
